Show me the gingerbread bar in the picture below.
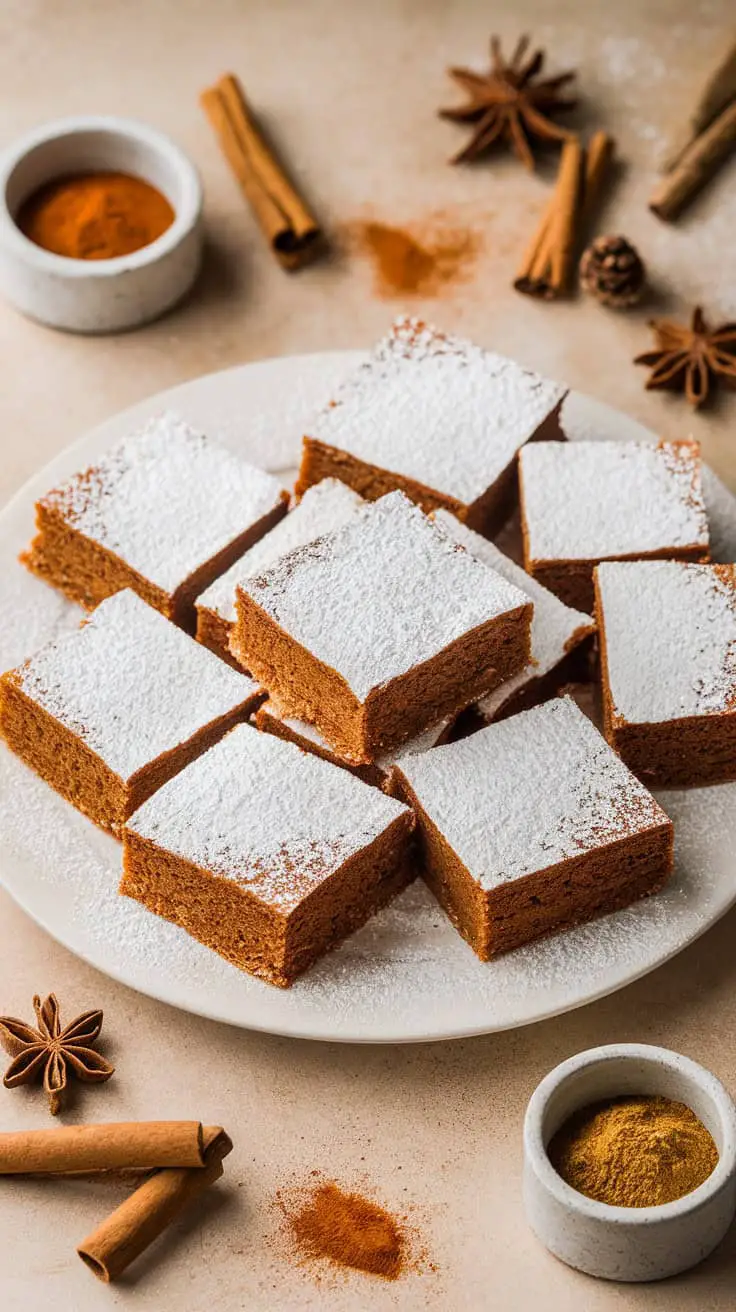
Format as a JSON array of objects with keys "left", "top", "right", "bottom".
[
  {"left": 296, "top": 317, "right": 567, "bottom": 535},
  {"left": 23, "top": 412, "right": 288, "bottom": 628},
  {"left": 0, "top": 590, "right": 260, "bottom": 834},
  {"left": 595, "top": 560, "right": 736, "bottom": 786},
  {"left": 121, "top": 725, "right": 415, "bottom": 987},
  {"left": 390, "top": 696, "right": 673, "bottom": 960},
  {"left": 231, "top": 491, "right": 533, "bottom": 764},
  {"left": 519, "top": 439, "right": 709, "bottom": 611},
  {"left": 433, "top": 511, "right": 595, "bottom": 722},
  {"left": 196, "top": 478, "right": 364, "bottom": 664}
]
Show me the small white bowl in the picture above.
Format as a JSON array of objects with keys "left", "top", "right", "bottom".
[
  {"left": 523, "top": 1043, "right": 736, "bottom": 1282},
  {"left": 0, "top": 115, "right": 203, "bottom": 333}
]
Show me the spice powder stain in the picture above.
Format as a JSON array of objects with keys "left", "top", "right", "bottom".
[
  {"left": 278, "top": 1179, "right": 408, "bottom": 1279},
  {"left": 345, "top": 217, "right": 481, "bottom": 298}
]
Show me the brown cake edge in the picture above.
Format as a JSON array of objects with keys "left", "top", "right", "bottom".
[
  {"left": 22, "top": 504, "right": 170, "bottom": 615},
  {"left": 295, "top": 436, "right": 468, "bottom": 517},
  {"left": 362, "top": 603, "right": 533, "bottom": 755},
  {"left": 171, "top": 495, "right": 289, "bottom": 632},
  {"left": 531, "top": 547, "right": 710, "bottom": 612},
  {"left": 234, "top": 588, "right": 532, "bottom": 765},
  {"left": 23, "top": 494, "right": 289, "bottom": 632},
  {"left": 0, "top": 671, "right": 260, "bottom": 835},
  {"left": 254, "top": 704, "right": 384, "bottom": 786},
  {"left": 390, "top": 767, "right": 674, "bottom": 960},
  {"left": 195, "top": 606, "right": 241, "bottom": 669},
  {"left": 477, "top": 625, "right": 596, "bottom": 725},
  {"left": 594, "top": 571, "right": 736, "bottom": 786},
  {"left": 121, "top": 811, "right": 416, "bottom": 987},
  {"left": 0, "top": 672, "right": 128, "bottom": 833}
]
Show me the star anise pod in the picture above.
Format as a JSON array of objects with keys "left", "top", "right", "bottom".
[
  {"left": 0, "top": 993, "right": 114, "bottom": 1115},
  {"left": 634, "top": 306, "right": 736, "bottom": 408},
  {"left": 440, "top": 34, "right": 577, "bottom": 169}
]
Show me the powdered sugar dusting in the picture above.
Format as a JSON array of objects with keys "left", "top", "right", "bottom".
[
  {"left": 597, "top": 560, "right": 736, "bottom": 724},
  {"left": 13, "top": 590, "right": 258, "bottom": 779},
  {"left": 42, "top": 412, "right": 287, "bottom": 595},
  {"left": 396, "top": 698, "right": 668, "bottom": 890},
  {"left": 433, "top": 511, "right": 594, "bottom": 720},
  {"left": 126, "top": 725, "right": 408, "bottom": 913},
  {"left": 520, "top": 440, "right": 709, "bottom": 562},
  {"left": 239, "top": 491, "right": 531, "bottom": 702},
  {"left": 197, "top": 479, "right": 364, "bottom": 624},
  {"left": 309, "top": 317, "right": 566, "bottom": 506}
]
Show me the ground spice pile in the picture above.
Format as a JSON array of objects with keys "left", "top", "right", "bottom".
[
  {"left": 18, "top": 172, "right": 175, "bottom": 261},
  {"left": 281, "top": 1179, "right": 408, "bottom": 1279},
  {"left": 346, "top": 218, "right": 480, "bottom": 298},
  {"left": 548, "top": 1094, "right": 719, "bottom": 1208}
]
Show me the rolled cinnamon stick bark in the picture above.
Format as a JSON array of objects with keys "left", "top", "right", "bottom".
[
  {"left": 650, "top": 99, "right": 736, "bottom": 220},
  {"left": 77, "top": 1126, "right": 233, "bottom": 1282},
  {"left": 514, "top": 192, "right": 557, "bottom": 294},
  {"left": 0, "top": 1121, "right": 207, "bottom": 1175},
  {"left": 549, "top": 136, "right": 584, "bottom": 294},
  {"left": 515, "top": 134, "right": 604, "bottom": 299},
  {"left": 581, "top": 131, "right": 615, "bottom": 224},
  {"left": 201, "top": 73, "right": 322, "bottom": 270},
  {"left": 662, "top": 39, "right": 736, "bottom": 171}
]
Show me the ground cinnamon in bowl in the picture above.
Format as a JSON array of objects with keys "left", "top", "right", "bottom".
[
  {"left": 17, "top": 172, "right": 174, "bottom": 260},
  {"left": 277, "top": 1177, "right": 409, "bottom": 1279},
  {"left": 548, "top": 1094, "right": 719, "bottom": 1208}
]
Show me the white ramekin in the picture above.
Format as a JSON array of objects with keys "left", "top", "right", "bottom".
[
  {"left": 0, "top": 115, "right": 203, "bottom": 333},
  {"left": 523, "top": 1043, "right": 736, "bottom": 1282}
]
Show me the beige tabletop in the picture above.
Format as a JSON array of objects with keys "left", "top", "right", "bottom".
[{"left": 1, "top": 2, "right": 736, "bottom": 1308}]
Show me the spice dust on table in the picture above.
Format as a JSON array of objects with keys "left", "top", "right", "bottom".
[
  {"left": 344, "top": 215, "right": 482, "bottom": 299},
  {"left": 272, "top": 1174, "right": 433, "bottom": 1282}
]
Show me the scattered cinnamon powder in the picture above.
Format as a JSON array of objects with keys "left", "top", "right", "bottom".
[
  {"left": 345, "top": 217, "right": 480, "bottom": 298},
  {"left": 278, "top": 1178, "right": 408, "bottom": 1279}
]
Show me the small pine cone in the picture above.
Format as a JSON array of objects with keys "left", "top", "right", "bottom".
[{"left": 579, "top": 235, "right": 645, "bottom": 308}]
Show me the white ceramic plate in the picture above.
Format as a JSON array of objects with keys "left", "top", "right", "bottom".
[{"left": 0, "top": 351, "right": 734, "bottom": 1043}]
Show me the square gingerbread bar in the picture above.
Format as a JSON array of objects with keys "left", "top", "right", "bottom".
[
  {"left": 433, "top": 511, "right": 595, "bottom": 723},
  {"left": 255, "top": 695, "right": 454, "bottom": 788},
  {"left": 390, "top": 697, "right": 673, "bottom": 961},
  {"left": 0, "top": 589, "right": 261, "bottom": 834},
  {"left": 23, "top": 412, "right": 288, "bottom": 628},
  {"left": 518, "top": 439, "right": 709, "bottom": 612},
  {"left": 231, "top": 491, "right": 533, "bottom": 765},
  {"left": 595, "top": 560, "right": 736, "bottom": 786},
  {"left": 121, "top": 725, "right": 415, "bottom": 987},
  {"left": 296, "top": 316, "right": 567, "bottom": 536},
  {"left": 196, "top": 478, "right": 364, "bottom": 665}
]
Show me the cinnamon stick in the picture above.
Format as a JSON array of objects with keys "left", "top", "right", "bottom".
[
  {"left": 515, "top": 132, "right": 612, "bottom": 299},
  {"left": 662, "top": 38, "right": 736, "bottom": 171},
  {"left": 581, "top": 131, "right": 615, "bottom": 225},
  {"left": 515, "top": 191, "right": 557, "bottom": 293},
  {"left": 548, "top": 137, "right": 584, "bottom": 294},
  {"left": 77, "top": 1126, "right": 233, "bottom": 1283},
  {"left": 201, "top": 73, "right": 322, "bottom": 270},
  {"left": 0, "top": 1121, "right": 208, "bottom": 1175},
  {"left": 649, "top": 99, "right": 736, "bottom": 221}
]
